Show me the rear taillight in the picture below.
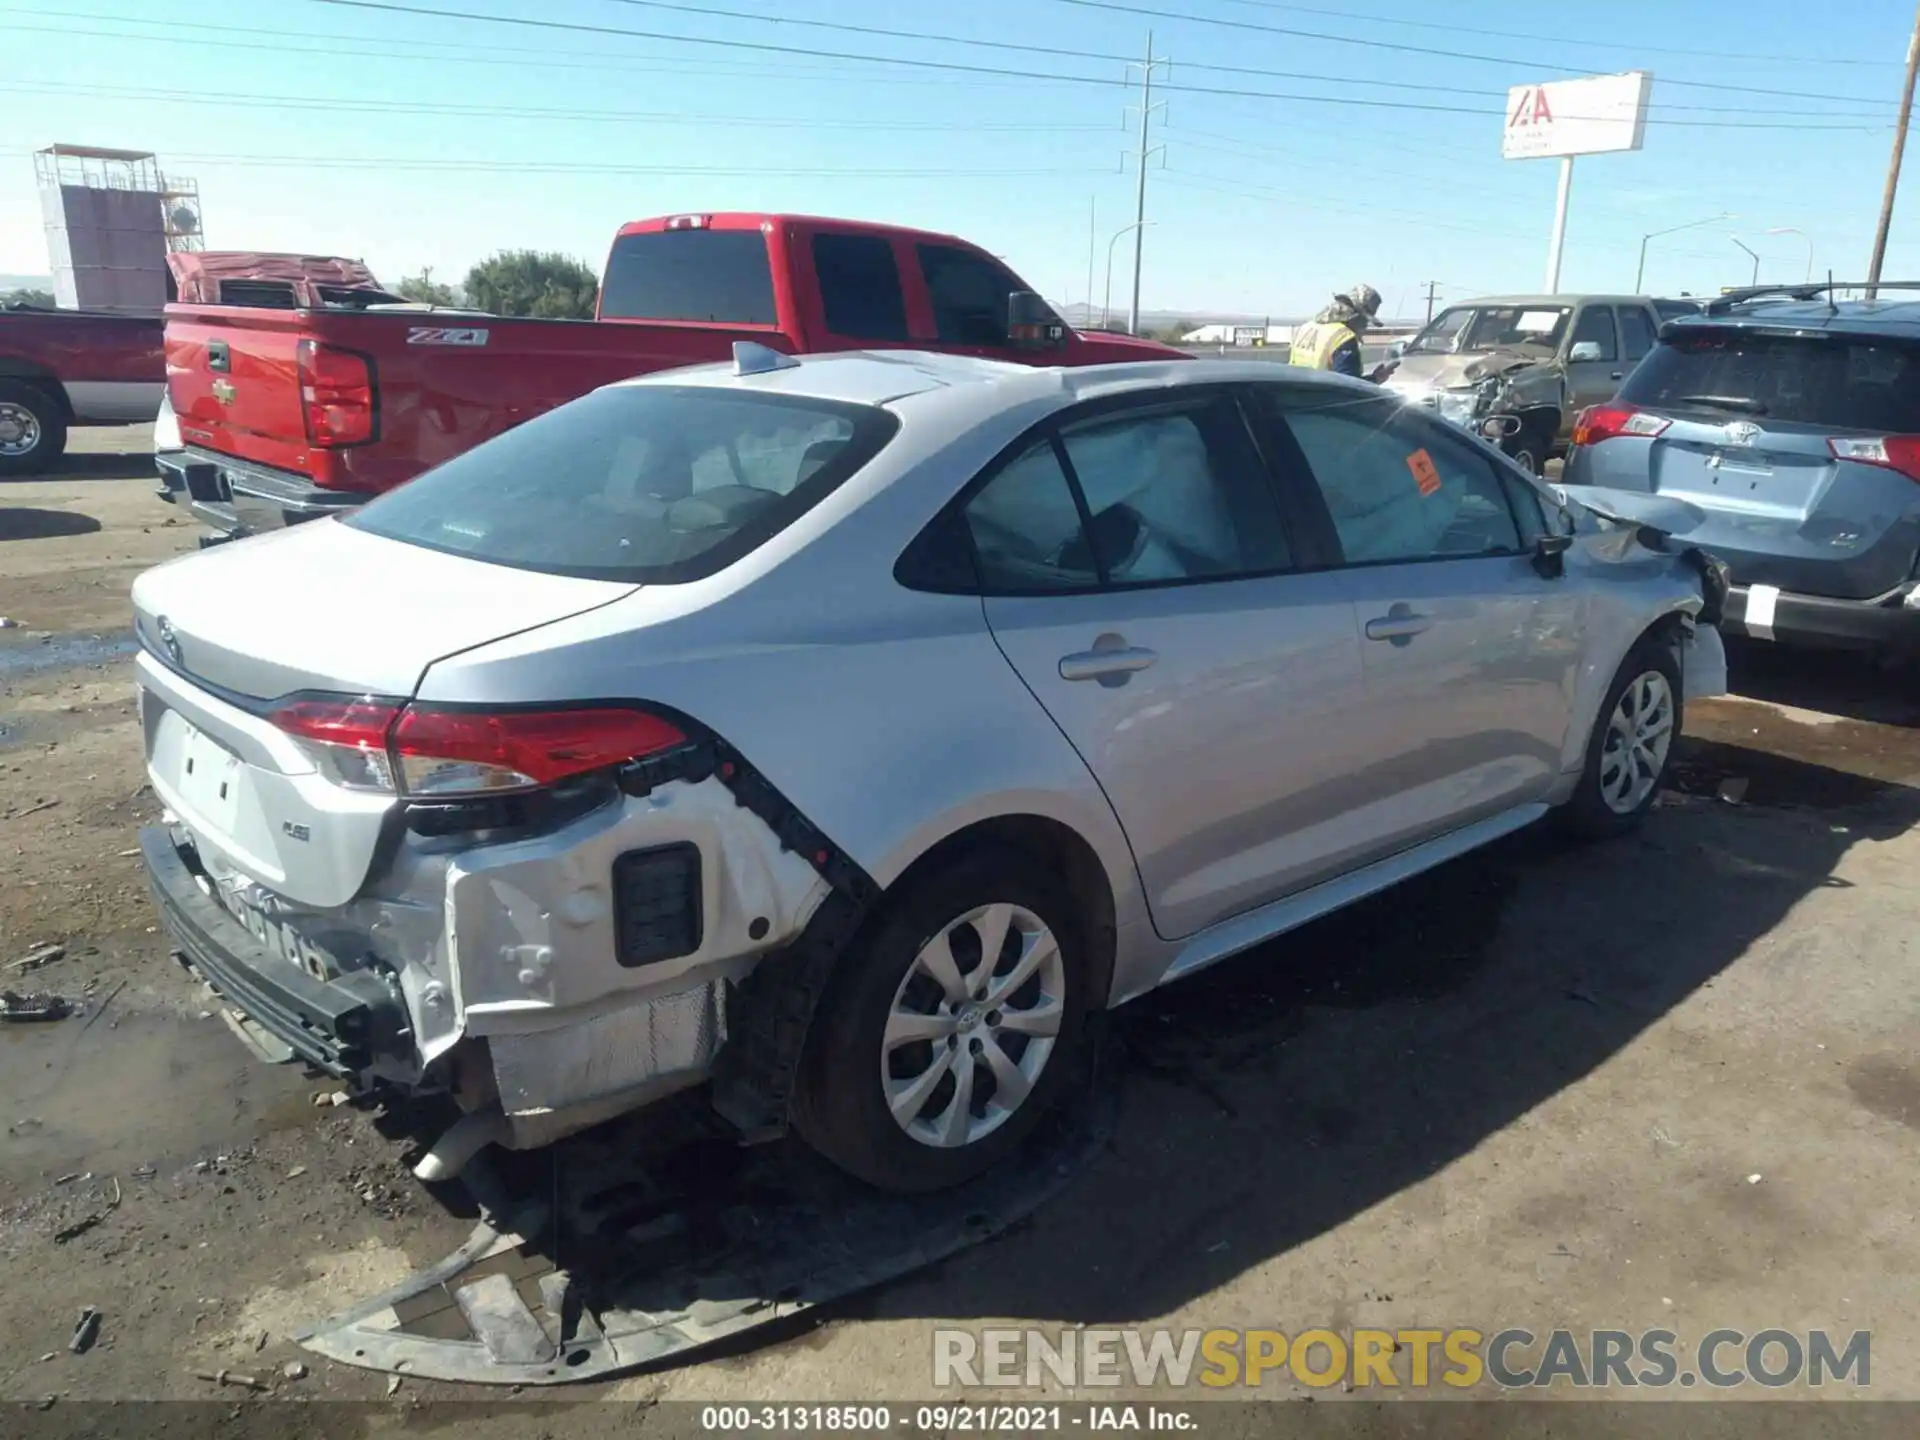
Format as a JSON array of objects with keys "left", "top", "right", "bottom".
[
  {"left": 295, "top": 338, "right": 376, "bottom": 448},
  {"left": 1572, "top": 404, "right": 1671, "bottom": 447},
  {"left": 1828, "top": 435, "right": 1920, "bottom": 483},
  {"left": 269, "top": 699, "right": 685, "bottom": 797}
]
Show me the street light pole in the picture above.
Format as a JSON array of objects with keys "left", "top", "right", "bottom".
[
  {"left": 1103, "top": 221, "right": 1151, "bottom": 327},
  {"left": 1124, "top": 32, "right": 1168, "bottom": 336},
  {"left": 1732, "top": 237, "right": 1761, "bottom": 287},
  {"left": 1634, "top": 212, "right": 1735, "bottom": 292}
]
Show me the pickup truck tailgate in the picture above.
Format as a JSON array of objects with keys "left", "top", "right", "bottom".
[{"left": 166, "top": 308, "right": 325, "bottom": 480}]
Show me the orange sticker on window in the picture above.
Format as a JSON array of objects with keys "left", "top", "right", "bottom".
[{"left": 1407, "top": 447, "right": 1442, "bottom": 496}]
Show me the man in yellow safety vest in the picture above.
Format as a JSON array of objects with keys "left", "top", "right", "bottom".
[{"left": 1288, "top": 283, "right": 1382, "bottom": 377}]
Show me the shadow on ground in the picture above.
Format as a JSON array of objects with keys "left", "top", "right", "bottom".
[
  {"left": 1723, "top": 636, "right": 1920, "bottom": 729},
  {"left": 0, "top": 507, "right": 101, "bottom": 541}
]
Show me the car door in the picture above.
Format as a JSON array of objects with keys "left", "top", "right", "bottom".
[
  {"left": 963, "top": 389, "right": 1369, "bottom": 941},
  {"left": 798, "top": 229, "right": 916, "bottom": 354},
  {"left": 1252, "top": 383, "right": 1582, "bottom": 861},
  {"left": 1565, "top": 303, "right": 1628, "bottom": 423},
  {"left": 911, "top": 241, "right": 1032, "bottom": 363}
]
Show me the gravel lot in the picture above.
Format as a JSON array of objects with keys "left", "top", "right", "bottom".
[{"left": 3, "top": 425, "right": 1919, "bottom": 1415}]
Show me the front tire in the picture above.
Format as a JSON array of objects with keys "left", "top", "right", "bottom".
[
  {"left": 1503, "top": 416, "right": 1553, "bottom": 477},
  {"left": 0, "top": 381, "right": 67, "bottom": 478},
  {"left": 792, "top": 852, "right": 1094, "bottom": 1193},
  {"left": 1556, "top": 635, "right": 1683, "bottom": 840}
]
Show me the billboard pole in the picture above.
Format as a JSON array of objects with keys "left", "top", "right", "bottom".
[{"left": 1544, "top": 157, "right": 1574, "bottom": 293}]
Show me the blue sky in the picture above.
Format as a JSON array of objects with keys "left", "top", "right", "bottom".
[{"left": 1, "top": 0, "right": 1915, "bottom": 318}]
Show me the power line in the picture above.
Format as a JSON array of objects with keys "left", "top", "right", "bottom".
[
  {"left": 1208, "top": 0, "right": 1896, "bottom": 68},
  {"left": 295, "top": 0, "right": 1892, "bottom": 127},
  {"left": 0, "top": 79, "right": 1116, "bottom": 132},
  {"left": 1041, "top": 0, "right": 1904, "bottom": 105},
  {"left": 5, "top": 148, "right": 1112, "bottom": 178}
]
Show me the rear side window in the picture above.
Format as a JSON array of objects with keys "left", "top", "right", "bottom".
[
  {"left": 919, "top": 243, "right": 1018, "bottom": 346},
  {"left": 812, "top": 232, "right": 908, "bottom": 341},
  {"left": 347, "top": 386, "right": 897, "bottom": 583},
  {"left": 1620, "top": 330, "right": 1920, "bottom": 431},
  {"left": 599, "top": 230, "right": 776, "bottom": 324}
]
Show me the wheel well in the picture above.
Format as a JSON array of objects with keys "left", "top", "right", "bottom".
[
  {"left": 882, "top": 815, "right": 1119, "bottom": 1005},
  {"left": 0, "top": 364, "right": 71, "bottom": 418}
]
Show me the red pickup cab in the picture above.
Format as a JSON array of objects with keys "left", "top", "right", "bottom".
[{"left": 160, "top": 213, "right": 1185, "bottom": 536}]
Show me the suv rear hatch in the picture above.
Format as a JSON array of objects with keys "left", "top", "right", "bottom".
[
  {"left": 133, "top": 519, "right": 634, "bottom": 908},
  {"left": 1590, "top": 325, "right": 1920, "bottom": 598}
]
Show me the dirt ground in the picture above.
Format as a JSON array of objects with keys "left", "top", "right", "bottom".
[{"left": 4, "top": 427, "right": 1920, "bottom": 1415}]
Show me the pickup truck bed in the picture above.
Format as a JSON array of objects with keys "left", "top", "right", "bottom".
[{"left": 0, "top": 308, "right": 164, "bottom": 475}]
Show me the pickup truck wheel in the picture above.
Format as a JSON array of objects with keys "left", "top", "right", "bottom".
[
  {"left": 1503, "top": 417, "right": 1551, "bottom": 476},
  {"left": 0, "top": 382, "right": 66, "bottom": 478},
  {"left": 1555, "top": 636, "right": 1684, "bottom": 840},
  {"left": 792, "top": 852, "right": 1092, "bottom": 1193}
]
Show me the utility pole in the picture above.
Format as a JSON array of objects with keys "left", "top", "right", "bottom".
[
  {"left": 1084, "top": 196, "right": 1096, "bottom": 327},
  {"left": 1868, "top": 1, "right": 1920, "bottom": 298},
  {"left": 1422, "top": 280, "right": 1440, "bottom": 325},
  {"left": 1126, "top": 31, "right": 1168, "bottom": 337}
]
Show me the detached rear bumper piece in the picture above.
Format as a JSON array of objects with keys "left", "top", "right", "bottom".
[
  {"left": 155, "top": 446, "right": 368, "bottom": 538},
  {"left": 140, "top": 825, "right": 409, "bottom": 1082},
  {"left": 1723, "top": 582, "right": 1920, "bottom": 652}
]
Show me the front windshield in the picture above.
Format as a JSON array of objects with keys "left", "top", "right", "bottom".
[{"left": 1407, "top": 304, "right": 1573, "bottom": 354}]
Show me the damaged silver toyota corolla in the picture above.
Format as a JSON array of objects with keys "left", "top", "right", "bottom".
[{"left": 133, "top": 346, "right": 1728, "bottom": 1194}]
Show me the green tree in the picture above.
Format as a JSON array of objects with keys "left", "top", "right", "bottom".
[
  {"left": 462, "top": 250, "right": 598, "bottom": 319},
  {"left": 393, "top": 269, "right": 458, "bottom": 306},
  {"left": 2, "top": 288, "right": 55, "bottom": 309}
]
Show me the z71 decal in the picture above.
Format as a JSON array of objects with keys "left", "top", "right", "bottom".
[{"left": 406, "top": 327, "right": 490, "bottom": 347}]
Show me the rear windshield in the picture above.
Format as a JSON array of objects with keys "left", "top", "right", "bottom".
[
  {"left": 598, "top": 230, "right": 777, "bottom": 325},
  {"left": 346, "top": 385, "right": 899, "bottom": 583},
  {"left": 1620, "top": 329, "right": 1920, "bottom": 431}
]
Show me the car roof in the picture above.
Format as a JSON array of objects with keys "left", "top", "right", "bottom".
[
  {"left": 618, "top": 348, "right": 1370, "bottom": 412},
  {"left": 1668, "top": 297, "right": 1920, "bottom": 337},
  {"left": 1451, "top": 294, "right": 1650, "bottom": 308}
]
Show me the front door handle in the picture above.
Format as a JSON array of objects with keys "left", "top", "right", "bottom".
[
  {"left": 1059, "top": 646, "right": 1157, "bottom": 683},
  {"left": 1364, "top": 612, "right": 1432, "bottom": 642}
]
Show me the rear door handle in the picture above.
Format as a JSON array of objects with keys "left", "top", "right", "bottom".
[
  {"left": 1059, "top": 646, "right": 1157, "bottom": 682},
  {"left": 1364, "top": 613, "right": 1432, "bottom": 641}
]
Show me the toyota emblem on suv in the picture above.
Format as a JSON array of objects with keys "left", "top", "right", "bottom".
[{"left": 1725, "top": 421, "right": 1761, "bottom": 446}]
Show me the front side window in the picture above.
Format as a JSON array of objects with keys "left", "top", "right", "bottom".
[
  {"left": 348, "top": 386, "right": 897, "bottom": 583},
  {"left": 1618, "top": 306, "right": 1656, "bottom": 362},
  {"left": 919, "top": 243, "right": 1019, "bottom": 347},
  {"left": 1570, "top": 305, "right": 1620, "bottom": 362},
  {"left": 1270, "top": 392, "right": 1524, "bottom": 565}
]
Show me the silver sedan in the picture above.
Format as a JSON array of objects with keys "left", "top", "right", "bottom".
[{"left": 132, "top": 345, "right": 1726, "bottom": 1193}]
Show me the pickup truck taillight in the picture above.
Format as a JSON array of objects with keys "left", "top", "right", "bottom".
[
  {"left": 270, "top": 697, "right": 686, "bottom": 797},
  {"left": 1571, "top": 405, "right": 1670, "bottom": 447},
  {"left": 295, "top": 339, "right": 377, "bottom": 448}
]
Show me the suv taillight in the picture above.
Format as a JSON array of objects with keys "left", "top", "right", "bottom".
[
  {"left": 295, "top": 339, "right": 376, "bottom": 447},
  {"left": 269, "top": 698, "right": 686, "bottom": 796},
  {"left": 1829, "top": 435, "right": 1920, "bottom": 483},
  {"left": 1572, "top": 404, "right": 1671, "bottom": 447}
]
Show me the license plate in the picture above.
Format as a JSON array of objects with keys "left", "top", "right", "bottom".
[{"left": 178, "top": 724, "right": 244, "bottom": 833}]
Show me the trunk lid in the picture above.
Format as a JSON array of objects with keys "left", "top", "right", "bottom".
[{"left": 133, "top": 520, "right": 634, "bottom": 907}]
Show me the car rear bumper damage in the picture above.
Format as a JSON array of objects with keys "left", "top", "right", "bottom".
[
  {"left": 1721, "top": 581, "right": 1920, "bottom": 650},
  {"left": 155, "top": 445, "right": 367, "bottom": 538}
]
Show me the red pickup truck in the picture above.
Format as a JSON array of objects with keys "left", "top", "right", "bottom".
[
  {"left": 1, "top": 253, "right": 404, "bottom": 477},
  {"left": 161, "top": 213, "right": 1185, "bottom": 536}
]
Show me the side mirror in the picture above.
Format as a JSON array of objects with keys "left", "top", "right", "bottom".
[
  {"left": 1532, "top": 532, "right": 1573, "bottom": 580},
  {"left": 1007, "top": 291, "right": 1066, "bottom": 349},
  {"left": 1568, "top": 341, "right": 1604, "bottom": 363}
]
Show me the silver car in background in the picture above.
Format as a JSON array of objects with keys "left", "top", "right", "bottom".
[{"left": 134, "top": 346, "right": 1727, "bottom": 1194}]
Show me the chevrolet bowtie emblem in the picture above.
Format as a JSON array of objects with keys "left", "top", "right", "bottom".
[{"left": 211, "top": 379, "right": 236, "bottom": 405}]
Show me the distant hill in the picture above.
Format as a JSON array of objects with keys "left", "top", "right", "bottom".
[{"left": 0, "top": 274, "right": 54, "bottom": 293}]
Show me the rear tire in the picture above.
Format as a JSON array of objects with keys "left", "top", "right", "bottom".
[
  {"left": 0, "top": 381, "right": 67, "bottom": 478},
  {"left": 792, "top": 851, "right": 1095, "bottom": 1193},
  {"left": 1555, "top": 635, "right": 1684, "bottom": 840}
]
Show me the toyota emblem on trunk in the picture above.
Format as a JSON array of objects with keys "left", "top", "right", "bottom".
[
  {"left": 156, "top": 616, "right": 182, "bottom": 667},
  {"left": 1726, "top": 421, "right": 1761, "bottom": 446}
]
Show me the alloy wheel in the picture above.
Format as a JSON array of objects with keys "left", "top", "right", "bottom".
[
  {"left": 1600, "top": 670, "right": 1675, "bottom": 814},
  {"left": 881, "top": 902, "right": 1066, "bottom": 1149}
]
